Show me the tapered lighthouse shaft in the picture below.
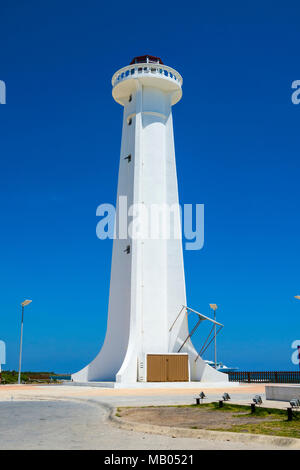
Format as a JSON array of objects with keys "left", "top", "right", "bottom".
[{"left": 72, "top": 56, "right": 228, "bottom": 385}]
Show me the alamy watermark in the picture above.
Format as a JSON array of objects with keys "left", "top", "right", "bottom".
[
  {"left": 291, "top": 340, "right": 300, "bottom": 366},
  {"left": 0, "top": 80, "right": 6, "bottom": 104},
  {"left": 291, "top": 80, "right": 300, "bottom": 104},
  {"left": 0, "top": 340, "right": 6, "bottom": 368},
  {"left": 96, "top": 196, "right": 204, "bottom": 251}
]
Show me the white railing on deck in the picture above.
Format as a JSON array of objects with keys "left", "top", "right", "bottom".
[{"left": 111, "top": 63, "right": 183, "bottom": 88}]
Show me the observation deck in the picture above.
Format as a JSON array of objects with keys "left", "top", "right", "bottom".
[{"left": 112, "top": 56, "right": 183, "bottom": 106}]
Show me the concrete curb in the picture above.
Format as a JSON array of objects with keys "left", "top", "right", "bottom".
[{"left": 108, "top": 406, "right": 300, "bottom": 449}]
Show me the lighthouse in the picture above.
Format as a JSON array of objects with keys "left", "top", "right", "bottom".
[{"left": 72, "top": 56, "right": 228, "bottom": 386}]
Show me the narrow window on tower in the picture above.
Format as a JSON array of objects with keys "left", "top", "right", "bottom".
[
  {"left": 124, "top": 154, "right": 132, "bottom": 163},
  {"left": 129, "top": 94, "right": 132, "bottom": 102},
  {"left": 124, "top": 245, "right": 130, "bottom": 254},
  {"left": 128, "top": 117, "right": 132, "bottom": 125}
]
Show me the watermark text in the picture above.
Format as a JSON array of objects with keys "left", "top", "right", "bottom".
[
  {"left": 0, "top": 80, "right": 6, "bottom": 104},
  {"left": 96, "top": 197, "right": 204, "bottom": 251}
]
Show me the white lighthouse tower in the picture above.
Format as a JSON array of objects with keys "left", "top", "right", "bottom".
[{"left": 72, "top": 56, "right": 228, "bottom": 386}]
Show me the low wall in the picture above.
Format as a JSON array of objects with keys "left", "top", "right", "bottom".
[{"left": 266, "top": 385, "right": 300, "bottom": 402}]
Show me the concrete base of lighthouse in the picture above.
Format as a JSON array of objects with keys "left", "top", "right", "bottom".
[
  {"left": 64, "top": 380, "right": 238, "bottom": 389},
  {"left": 72, "top": 348, "right": 230, "bottom": 385}
]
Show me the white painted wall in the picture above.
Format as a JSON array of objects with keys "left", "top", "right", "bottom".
[{"left": 72, "top": 63, "right": 227, "bottom": 384}]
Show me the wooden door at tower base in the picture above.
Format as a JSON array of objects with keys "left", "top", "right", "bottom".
[{"left": 147, "top": 354, "right": 189, "bottom": 382}]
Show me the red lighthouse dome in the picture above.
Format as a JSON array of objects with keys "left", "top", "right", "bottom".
[{"left": 130, "top": 55, "right": 164, "bottom": 65}]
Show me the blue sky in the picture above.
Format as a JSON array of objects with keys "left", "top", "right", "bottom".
[{"left": 0, "top": 1, "right": 300, "bottom": 373}]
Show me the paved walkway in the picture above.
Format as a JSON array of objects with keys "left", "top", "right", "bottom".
[
  {"left": 0, "top": 383, "right": 294, "bottom": 450},
  {"left": 0, "top": 383, "right": 291, "bottom": 408}
]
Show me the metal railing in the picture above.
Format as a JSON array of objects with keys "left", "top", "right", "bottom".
[
  {"left": 226, "top": 370, "right": 300, "bottom": 383},
  {"left": 112, "top": 63, "right": 183, "bottom": 88}
]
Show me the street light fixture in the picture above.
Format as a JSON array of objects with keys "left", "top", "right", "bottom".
[
  {"left": 18, "top": 300, "right": 32, "bottom": 384},
  {"left": 209, "top": 303, "right": 218, "bottom": 369},
  {"left": 295, "top": 296, "right": 300, "bottom": 300}
]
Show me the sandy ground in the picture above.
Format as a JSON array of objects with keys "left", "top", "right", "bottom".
[
  {"left": 0, "top": 383, "right": 293, "bottom": 450},
  {"left": 0, "top": 382, "right": 266, "bottom": 400},
  {"left": 0, "top": 383, "right": 290, "bottom": 408}
]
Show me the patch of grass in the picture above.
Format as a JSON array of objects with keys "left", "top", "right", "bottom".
[
  {"left": 203, "top": 402, "right": 287, "bottom": 416},
  {"left": 0, "top": 370, "right": 55, "bottom": 384},
  {"left": 118, "top": 403, "right": 290, "bottom": 417},
  {"left": 213, "top": 419, "right": 300, "bottom": 439},
  {"left": 1, "top": 371, "right": 28, "bottom": 384},
  {"left": 117, "top": 403, "right": 300, "bottom": 439}
]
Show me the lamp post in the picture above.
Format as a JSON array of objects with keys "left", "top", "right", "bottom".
[
  {"left": 18, "top": 300, "right": 32, "bottom": 384},
  {"left": 295, "top": 296, "right": 300, "bottom": 300},
  {"left": 209, "top": 303, "right": 218, "bottom": 369}
]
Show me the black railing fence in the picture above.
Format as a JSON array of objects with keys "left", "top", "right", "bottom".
[{"left": 226, "top": 371, "right": 300, "bottom": 383}]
